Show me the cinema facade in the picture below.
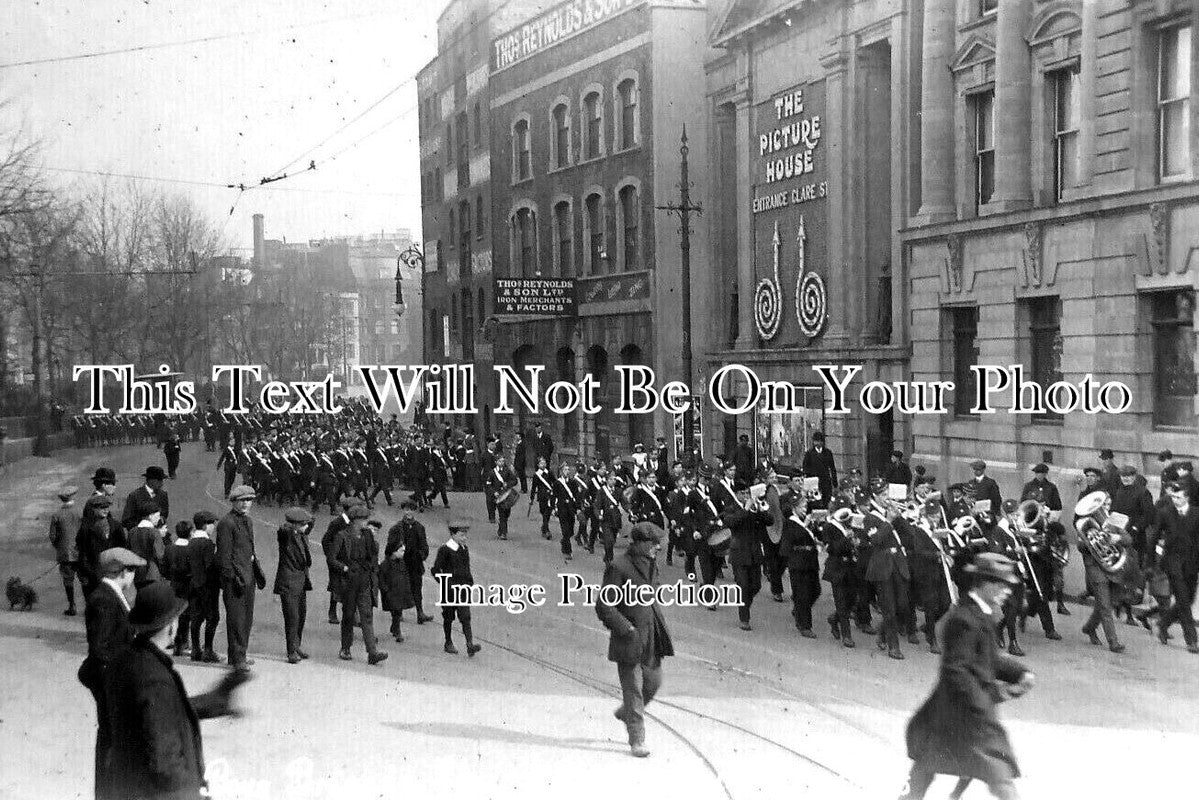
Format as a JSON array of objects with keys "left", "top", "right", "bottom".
[{"left": 700, "top": 0, "right": 915, "bottom": 476}]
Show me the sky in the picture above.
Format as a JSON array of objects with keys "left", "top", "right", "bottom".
[{"left": 2, "top": 0, "right": 447, "bottom": 256}]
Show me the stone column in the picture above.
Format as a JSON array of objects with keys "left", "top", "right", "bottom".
[
  {"left": 734, "top": 91, "right": 756, "bottom": 350},
  {"left": 992, "top": 0, "right": 1033, "bottom": 211},
  {"left": 820, "top": 43, "right": 852, "bottom": 346},
  {"left": 1077, "top": 0, "right": 1098, "bottom": 186},
  {"left": 912, "top": 0, "right": 956, "bottom": 225}
]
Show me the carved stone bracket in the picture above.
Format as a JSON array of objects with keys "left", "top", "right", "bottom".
[
  {"left": 1149, "top": 201, "right": 1170, "bottom": 275},
  {"left": 1022, "top": 222, "right": 1043, "bottom": 287},
  {"left": 945, "top": 233, "right": 964, "bottom": 293}
]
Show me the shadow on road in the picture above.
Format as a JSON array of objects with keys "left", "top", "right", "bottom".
[{"left": 383, "top": 720, "right": 623, "bottom": 754}]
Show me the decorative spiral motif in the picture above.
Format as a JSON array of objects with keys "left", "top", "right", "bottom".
[
  {"left": 796, "top": 271, "right": 826, "bottom": 339},
  {"left": 754, "top": 277, "right": 782, "bottom": 339}
]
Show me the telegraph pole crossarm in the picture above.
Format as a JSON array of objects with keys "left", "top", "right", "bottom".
[{"left": 655, "top": 126, "right": 703, "bottom": 468}]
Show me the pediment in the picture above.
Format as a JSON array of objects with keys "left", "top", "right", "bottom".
[
  {"left": 1027, "top": 3, "right": 1082, "bottom": 47},
  {"left": 951, "top": 34, "right": 996, "bottom": 73}
]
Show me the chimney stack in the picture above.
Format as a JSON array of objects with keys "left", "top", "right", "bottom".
[{"left": 252, "top": 214, "right": 265, "bottom": 269}]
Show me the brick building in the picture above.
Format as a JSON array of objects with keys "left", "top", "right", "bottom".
[{"left": 904, "top": 0, "right": 1199, "bottom": 495}]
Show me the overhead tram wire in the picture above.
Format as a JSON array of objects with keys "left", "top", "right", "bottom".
[
  {"left": 0, "top": 11, "right": 400, "bottom": 69},
  {"left": 257, "top": 0, "right": 522, "bottom": 182},
  {"left": 40, "top": 167, "right": 417, "bottom": 197}
]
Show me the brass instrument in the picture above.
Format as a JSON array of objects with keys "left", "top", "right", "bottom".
[
  {"left": 1073, "top": 491, "right": 1128, "bottom": 574},
  {"left": 913, "top": 509, "right": 960, "bottom": 605},
  {"left": 999, "top": 500, "right": 1045, "bottom": 601}
]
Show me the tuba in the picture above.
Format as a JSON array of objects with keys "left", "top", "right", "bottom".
[{"left": 1073, "top": 491, "right": 1127, "bottom": 574}]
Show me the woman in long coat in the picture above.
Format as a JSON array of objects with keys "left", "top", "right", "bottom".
[
  {"left": 901, "top": 553, "right": 1034, "bottom": 800},
  {"left": 378, "top": 520, "right": 415, "bottom": 642}
]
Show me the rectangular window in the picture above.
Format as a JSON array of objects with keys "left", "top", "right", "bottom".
[
  {"left": 554, "top": 105, "right": 570, "bottom": 169},
  {"left": 1152, "top": 290, "right": 1197, "bottom": 428},
  {"left": 514, "top": 121, "right": 531, "bottom": 181},
  {"left": 1052, "top": 68, "right": 1080, "bottom": 200},
  {"left": 951, "top": 307, "right": 980, "bottom": 416},
  {"left": 457, "top": 112, "right": 470, "bottom": 187},
  {"left": 974, "top": 91, "right": 995, "bottom": 209},
  {"left": 585, "top": 194, "right": 604, "bottom": 274},
  {"left": 1158, "top": 25, "right": 1192, "bottom": 180},
  {"left": 979, "top": 0, "right": 998, "bottom": 16},
  {"left": 618, "top": 80, "right": 637, "bottom": 150},
  {"left": 620, "top": 186, "right": 639, "bottom": 271},
  {"left": 473, "top": 103, "right": 481, "bottom": 146},
  {"left": 446, "top": 123, "right": 453, "bottom": 166},
  {"left": 448, "top": 208, "right": 455, "bottom": 249},
  {"left": 1028, "top": 298, "right": 1063, "bottom": 419},
  {"left": 476, "top": 195, "right": 485, "bottom": 239}
]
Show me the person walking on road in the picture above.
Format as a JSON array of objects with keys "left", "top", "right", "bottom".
[
  {"left": 216, "top": 485, "right": 264, "bottom": 670},
  {"left": 595, "top": 522, "right": 675, "bottom": 759}
]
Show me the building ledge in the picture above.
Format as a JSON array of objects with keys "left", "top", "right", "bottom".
[{"left": 902, "top": 182, "right": 1199, "bottom": 242}]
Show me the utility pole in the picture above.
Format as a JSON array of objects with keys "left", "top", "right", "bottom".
[{"left": 656, "top": 126, "right": 702, "bottom": 468}]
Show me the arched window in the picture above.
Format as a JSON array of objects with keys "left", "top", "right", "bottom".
[
  {"left": 584, "top": 192, "right": 605, "bottom": 274},
  {"left": 619, "top": 184, "right": 639, "bottom": 271},
  {"left": 448, "top": 207, "right": 456, "bottom": 249},
  {"left": 557, "top": 346, "right": 578, "bottom": 446},
  {"left": 459, "top": 200, "right": 473, "bottom": 277},
  {"left": 475, "top": 195, "right": 485, "bottom": 239},
  {"left": 617, "top": 78, "right": 638, "bottom": 149},
  {"left": 514, "top": 207, "right": 537, "bottom": 276},
  {"left": 477, "top": 287, "right": 486, "bottom": 323},
  {"left": 461, "top": 290, "right": 474, "bottom": 360},
  {"left": 583, "top": 91, "right": 602, "bottom": 159},
  {"left": 552, "top": 103, "right": 570, "bottom": 169},
  {"left": 513, "top": 118, "right": 531, "bottom": 181},
  {"left": 553, "top": 200, "right": 573, "bottom": 277}
]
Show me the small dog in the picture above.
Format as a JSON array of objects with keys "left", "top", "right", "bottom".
[{"left": 6, "top": 577, "right": 37, "bottom": 611}]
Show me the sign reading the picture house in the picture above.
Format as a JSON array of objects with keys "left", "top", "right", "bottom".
[
  {"left": 491, "top": 0, "right": 644, "bottom": 73},
  {"left": 751, "top": 83, "right": 829, "bottom": 215},
  {"left": 494, "top": 278, "right": 577, "bottom": 316}
]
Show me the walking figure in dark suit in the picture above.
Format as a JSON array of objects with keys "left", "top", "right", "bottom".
[
  {"left": 900, "top": 554, "right": 1034, "bottom": 800},
  {"left": 275, "top": 507, "right": 314, "bottom": 664},
  {"left": 595, "top": 522, "right": 674, "bottom": 758}
]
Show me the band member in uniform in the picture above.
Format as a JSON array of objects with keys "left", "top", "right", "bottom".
[
  {"left": 594, "top": 472, "right": 626, "bottom": 564},
  {"left": 630, "top": 471, "right": 668, "bottom": 531},
  {"left": 529, "top": 456, "right": 556, "bottom": 540},
  {"left": 216, "top": 442, "right": 239, "bottom": 499},
  {"left": 665, "top": 471, "right": 692, "bottom": 569},
  {"left": 485, "top": 454, "right": 519, "bottom": 540},
  {"left": 572, "top": 464, "right": 594, "bottom": 551},
  {"left": 821, "top": 501, "right": 860, "bottom": 647},
  {"left": 900, "top": 554, "right": 1034, "bottom": 800},
  {"left": 1075, "top": 490, "right": 1130, "bottom": 653},
  {"left": 862, "top": 481, "right": 912, "bottom": 660},
  {"left": 778, "top": 492, "right": 820, "bottom": 637},
  {"left": 801, "top": 432, "right": 837, "bottom": 509},
  {"left": 722, "top": 482, "right": 773, "bottom": 631},
  {"left": 595, "top": 522, "right": 674, "bottom": 759},
  {"left": 1019, "top": 463, "right": 1070, "bottom": 616},
  {"left": 553, "top": 464, "right": 581, "bottom": 562},
  {"left": 432, "top": 521, "right": 483, "bottom": 656},
  {"left": 907, "top": 498, "right": 955, "bottom": 654},
  {"left": 691, "top": 465, "right": 725, "bottom": 595}
]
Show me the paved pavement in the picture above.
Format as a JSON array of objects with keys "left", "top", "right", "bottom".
[{"left": 1, "top": 444, "right": 1197, "bottom": 800}]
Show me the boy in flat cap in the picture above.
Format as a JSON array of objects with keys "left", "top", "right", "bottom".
[
  {"left": 49, "top": 485, "right": 81, "bottom": 615},
  {"left": 275, "top": 507, "right": 315, "bottom": 663},
  {"left": 78, "top": 546, "right": 144, "bottom": 800},
  {"left": 218, "top": 485, "right": 263, "bottom": 670},
  {"left": 76, "top": 493, "right": 126, "bottom": 599},
  {"left": 596, "top": 522, "right": 674, "bottom": 758},
  {"left": 432, "top": 521, "right": 482, "bottom": 656}
]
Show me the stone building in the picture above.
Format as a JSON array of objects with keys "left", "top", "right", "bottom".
[
  {"left": 702, "top": 0, "right": 915, "bottom": 475},
  {"left": 904, "top": 0, "right": 1199, "bottom": 494}
]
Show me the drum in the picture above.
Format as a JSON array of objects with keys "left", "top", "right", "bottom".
[
  {"left": 497, "top": 487, "right": 520, "bottom": 510},
  {"left": 707, "top": 527, "right": 732, "bottom": 549}
]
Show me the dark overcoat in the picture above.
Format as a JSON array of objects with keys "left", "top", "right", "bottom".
[
  {"left": 905, "top": 599, "right": 1028, "bottom": 784},
  {"left": 104, "top": 639, "right": 231, "bottom": 800},
  {"left": 595, "top": 549, "right": 675, "bottom": 665},
  {"left": 274, "top": 524, "right": 313, "bottom": 595},
  {"left": 379, "top": 557, "right": 415, "bottom": 612}
]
